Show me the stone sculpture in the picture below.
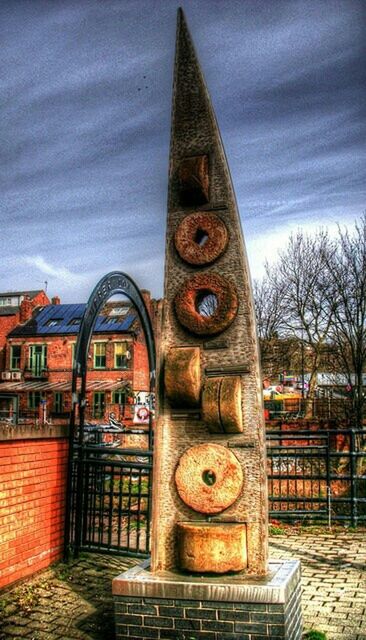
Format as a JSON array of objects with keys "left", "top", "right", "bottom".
[
  {"left": 113, "top": 13, "right": 302, "bottom": 638},
  {"left": 150, "top": 8, "right": 268, "bottom": 576}
]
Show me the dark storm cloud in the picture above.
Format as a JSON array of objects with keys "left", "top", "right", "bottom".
[{"left": 1, "top": 0, "right": 365, "bottom": 299}]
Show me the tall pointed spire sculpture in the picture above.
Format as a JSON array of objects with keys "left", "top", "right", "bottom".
[
  {"left": 151, "top": 8, "right": 268, "bottom": 575},
  {"left": 113, "top": 13, "right": 302, "bottom": 639}
]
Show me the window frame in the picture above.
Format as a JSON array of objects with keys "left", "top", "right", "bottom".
[
  {"left": 113, "top": 389, "right": 127, "bottom": 405},
  {"left": 54, "top": 392, "right": 64, "bottom": 414},
  {"left": 10, "top": 345, "right": 21, "bottom": 370},
  {"left": 28, "top": 391, "right": 43, "bottom": 409},
  {"left": 28, "top": 344, "right": 47, "bottom": 376},
  {"left": 93, "top": 342, "right": 106, "bottom": 369},
  {"left": 114, "top": 341, "right": 129, "bottom": 369},
  {"left": 93, "top": 391, "right": 105, "bottom": 419}
]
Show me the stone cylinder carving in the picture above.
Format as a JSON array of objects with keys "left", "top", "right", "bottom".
[
  {"left": 164, "top": 346, "right": 201, "bottom": 407},
  {"left": 174, "top": 273, "right": 238, "bottom": 336},
  {"left": 201, "top": 377, "right": 223, "bottom": 433},
  {"left": 177, "top": 521, "right": 247, "bottom": 573},
  {"left": 174, "top": 212, "right": 228, "bottom": 266},
  {"left": 175, "top": 443, "right": 243, "bottom": 514},
  {"left": 202, "top": 376, "right": 243, "bottom": 433}
]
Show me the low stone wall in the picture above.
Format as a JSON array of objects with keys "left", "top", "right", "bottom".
[
  {"left": 0, "top": 425, "right": 68, "bottom": 589},
  {"left": 113, "top": 560, "right": 302, "bottom": 640},
  {"left": 114, "top": 591, "right": 302, "bottom": 639}
]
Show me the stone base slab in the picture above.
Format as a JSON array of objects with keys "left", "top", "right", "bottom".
[{"left": 112, "top": 559, "right": 302, "bottom": 639}]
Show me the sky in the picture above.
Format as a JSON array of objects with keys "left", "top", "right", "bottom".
[{"left": 1, "top": 0, "right": 365, "bottom": 302}]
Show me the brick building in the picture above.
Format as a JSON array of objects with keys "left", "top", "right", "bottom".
[
  {"left": 0, "top": 290, "right": 159, "bottom": 425},
  {"left": 0, "top": 290, "right": 50, "bottom": 369}
]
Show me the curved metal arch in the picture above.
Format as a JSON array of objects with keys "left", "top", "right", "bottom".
[
  {"left": 73, "top": 270, "right": 155, "bottom": 383},
  {"left": 65, "top": 271, "right": 156, "bottom": 559}
]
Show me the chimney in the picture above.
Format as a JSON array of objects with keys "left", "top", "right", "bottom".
[
  {"left": 140, "top": 289, "right": 152, "bottom": 316},
  {"left": 52, "top": 296, "right": 61, "bottom": 305},
  {"left": 19, "top": 296, "right": 33, "bottom": 323}
]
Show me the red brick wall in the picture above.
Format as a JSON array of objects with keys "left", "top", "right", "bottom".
[
  {"left": 0, "top": 313, "right": 19, "bottom": 370},
  {"left": 133, "top": 339, "right": 150, "bottom": 390},
  {"left": 0, "top": 436, "right": 68, "bottom": 589}
]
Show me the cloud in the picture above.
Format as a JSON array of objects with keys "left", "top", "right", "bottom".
[
  {"left": 23, "top": 256, "right": 88, "bottom": 284},
  {"left": 0, "top": 0, "right": 364, "bottom": 302}
]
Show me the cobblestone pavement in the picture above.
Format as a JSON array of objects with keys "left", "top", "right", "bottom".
[
  {"left": 270, "top": 530, "right": 366, "bottom": 640},
  {"left": 0, "top": 530, "right": 365, "bottom": 640}
]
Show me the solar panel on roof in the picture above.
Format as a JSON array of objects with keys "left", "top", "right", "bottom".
[{"left": 8, "top": 303, "right": 137, "bottom": 336}]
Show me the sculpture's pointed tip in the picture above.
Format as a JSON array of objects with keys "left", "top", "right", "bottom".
[{"left": 176, "top": 7, "right": 186, "bottom": 31}]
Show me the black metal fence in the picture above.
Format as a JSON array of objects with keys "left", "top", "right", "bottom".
[
  {"left": 69, "top": 440, "right": 152, "bottom": 558},
  {"left": 266, "top": 429, "right": 366, "bottom": 525},
  {"left": 68, "top": 427, "right": 366, "bottom": 560}
]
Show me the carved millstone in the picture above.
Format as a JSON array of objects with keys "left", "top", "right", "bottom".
[
  {"left": 175, "top": 443, "right": 243, "bottom": 514},
  {"left": 177, "top": 521, "right": 247, "bottom": 573},
  {"left": 174, "top": 211, "right": 228, "bottom": 265},
  {"left": 164, "top": 346, "right": 201, "bottom": 407},
  {"left": 174, "top": 272, "right": 238, "bottom": 336},
  {"left": 202, "top": 376, "right": 243, "bottom": 433}
]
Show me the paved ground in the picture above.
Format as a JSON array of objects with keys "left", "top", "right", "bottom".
[{"left": 0, "top": 530, "right": 365, "bottom": 640}]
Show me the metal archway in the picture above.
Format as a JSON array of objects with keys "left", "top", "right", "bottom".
[{"left": 64, "top": 272, "right": 156, "bottom": 559}]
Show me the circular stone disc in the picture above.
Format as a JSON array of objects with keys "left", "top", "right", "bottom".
[
  {"left": 174, "top": 212, "right": 228, "bottom": 265},
  {"left": 174, "top": 272, "right": 238, "bottom": 336},
  {"left": 175, "top": 443, "right": 243, "bottom": 514}
]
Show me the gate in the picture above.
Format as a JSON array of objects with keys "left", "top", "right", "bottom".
[
  {"left": 266, "top": 430, "right": 331, "bottom": 521},
  {"left": 64, "top": 272, "right": 156, "bottom": 559}
]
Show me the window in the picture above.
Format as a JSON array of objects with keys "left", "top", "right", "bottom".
[
  {"left": 45, "top": 318, "right": 62, "bottom": 327},
  {"left": 0, "top": 297, "right": 12, "bottom": 306},
  {"left": 68, "top": 318, "right": 81, "bottom": 326},
  {"left": 10, "top": 345, "right": 21, "bottom": 370},
  {"left": 93, "top": 343, "right": 106, "bottom": 368},
  {"left": 29, "top": 345, "right": 47, "bottom": 377},
  {"left": 114, "top": 342, "right": 129, "bottom": 369},
  {"left": 28, "top": 391, "right": 43, "bottom": 409},
  {"left": 110, "top": 306, "right": 129, "bottom": 316},
  {"left": 54, "top": 392, "right": 63, "bottom": 414},
  {"left": 71, "top": 343, "right": 76, "bottom": 367},
  {"left": 113, "top": 389, "right": 127, "bottom": 405},
  {"left": 93, "top": 392, "right": 105, "bottom": 418}
]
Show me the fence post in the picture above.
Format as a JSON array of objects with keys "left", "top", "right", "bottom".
[
  {"left": 350, "top": 429, "right": 357, "bottom": 528},
  {"left": 326, "top": 432, "right": 331, "bottom": 529}
]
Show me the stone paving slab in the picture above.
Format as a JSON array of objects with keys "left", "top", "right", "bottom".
[{"left": 0, "top": 530, "right": 365, "bottom": 640}]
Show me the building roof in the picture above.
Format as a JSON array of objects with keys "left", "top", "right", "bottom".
[
  {"left": 8, "top": 303, "right": 137, "bottom": 337},
  {"left": 0, "top": 379, "right": 130, "bottom": 393},
  {"left": 0, "top": 289, "right": 43, "bottom": 299},
  {"left": 0, "top": 290, "right": 45, "bottom": 316}
]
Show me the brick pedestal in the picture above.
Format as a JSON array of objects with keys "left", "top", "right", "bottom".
[{"left": 112, "top": 559, "right": 302, "bottom": 639}]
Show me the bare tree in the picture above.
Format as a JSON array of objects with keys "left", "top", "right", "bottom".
[
  {"left": 259, "top": 230, "right": 335, "bottom": 415},
  {"left": 325, "top": 215, "right": 366, "bottom": 429},
  {"left": 253, "top": 275, "right": 290, "bottom": 377}
]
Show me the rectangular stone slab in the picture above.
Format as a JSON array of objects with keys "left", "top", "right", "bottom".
[{"left": 113, "top": 559, "right": 300, "bottom": 604}]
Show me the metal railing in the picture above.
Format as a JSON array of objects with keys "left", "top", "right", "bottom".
[{"left": 266, "top": 428, "right": 366, "bottom": 526}]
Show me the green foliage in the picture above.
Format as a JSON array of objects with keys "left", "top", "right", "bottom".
[
  {"left": 12, "top": 583, "right": 40, "bottom": 613},
  {"left": 304, "top": 630, "right": 328, "bottom": 640},
  {"left": 269, "top": 523, "right": 285, "bottom": 535}
]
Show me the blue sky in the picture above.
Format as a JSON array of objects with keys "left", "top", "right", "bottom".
[{"left": 1, "top": 0, "right": 365, "bottom": 302}]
